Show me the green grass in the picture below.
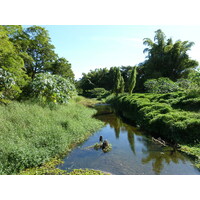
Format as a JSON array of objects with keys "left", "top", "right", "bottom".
[
  {"left": 72, "top": 95, "right": 101, "bottom": 107},
  {"left": 0, "top": 101, "right": 104, "bottom": 175}
]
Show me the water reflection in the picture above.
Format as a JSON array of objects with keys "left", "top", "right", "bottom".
[
  {"left": 96, "top": 113, "right": 196, "bottom": 174},
  {"left": 140, "top": 138, "right": 187, "bottom": 174},
  {"left": 59, "top": 106, "right": 199, "bottom": 175}
]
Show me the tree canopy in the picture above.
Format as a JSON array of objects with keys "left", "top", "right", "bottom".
[
  {"left": 142, "top": 29, "right": 198, "bottom": 81},
  {"left": 0, "top": 25, "right": 75, "bottom": 102}
]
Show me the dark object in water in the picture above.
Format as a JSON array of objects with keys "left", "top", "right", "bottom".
[
  {"left": 99, "top": 136, "right": 103, "bottom": 142},
  {"left": 102, "top": 140, "right": 109, "bottom": 149}
]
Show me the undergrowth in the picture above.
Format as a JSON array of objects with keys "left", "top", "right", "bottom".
[{"left": 0, "top": 101, "right": 103, "bottom": 174}]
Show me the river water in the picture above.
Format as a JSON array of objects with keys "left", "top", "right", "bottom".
[{"left": 58, "top": 105, "right": 200, "bottom": 175}]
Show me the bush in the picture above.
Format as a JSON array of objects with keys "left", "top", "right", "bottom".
[
  {"left": 84, "top": 88, "right": 110, "bottom": 99},
  {"left": 107, "top": 93, "right": 200, "bottom": 144},
  {"left": 144, "top": 77, "right": 179, "bottom": 93},
  {"left": 30, "top": 73, "right": 76, "bottom": 103},
  {"left": 0, "top": 68, "right": 22, "bottom": 100}
]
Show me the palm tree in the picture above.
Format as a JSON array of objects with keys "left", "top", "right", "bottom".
[{"left": 142, "top": 29, "right": 198, "bottom": 81}]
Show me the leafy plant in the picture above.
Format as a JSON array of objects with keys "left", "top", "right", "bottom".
[
  {"left": 144, "top": 77, "right": 179, "bottom": 93},
  {"left": 0, "top": 68, "right": 21, "bottom": 100},
  {"left": 30, "top": 73, "right": 76, "bottom": 103},
  {"left": 85, "top": 88, "right": 110, "bottom": 99}
]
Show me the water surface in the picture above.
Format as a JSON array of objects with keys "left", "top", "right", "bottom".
[{"left": 58, "top": 106, "right": 200, "bottom": 175}]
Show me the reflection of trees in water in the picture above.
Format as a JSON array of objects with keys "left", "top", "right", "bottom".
[
  {"left": 127, "top": 130, "right": 136, "bottom": 155},
  {"left": 95, "top": 114, "right": 137, "bottom": 154},
  {"left": 137, "top": 137, "right": 187, "bottom": 174},
  {"left": 95, "top": 114, "right": 123, "bottom": 138}
]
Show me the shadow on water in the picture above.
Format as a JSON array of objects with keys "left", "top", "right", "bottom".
[{"left": 58, "top": 104, "right": 200, "bottom": 175}]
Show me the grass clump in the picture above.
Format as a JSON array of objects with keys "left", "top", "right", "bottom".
[
  {"left": 0, "top": 101, "right": 104, "bottom": 175},
  {"left": 72, "top": 95, "right": 100, "bottom": 107},
  {"left": 85, "top": 141, "right": 112, "bottom": 153}
]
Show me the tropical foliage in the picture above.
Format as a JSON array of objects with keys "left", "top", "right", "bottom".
[
  {"left": 30, "top": 73, "right": 76, "bottom": 103},
  {"left": 144, "top": 77, "right": 179, "bottom": 93},
  {"left": 142, "top": 29, "right": 198, "bottom": 81}
]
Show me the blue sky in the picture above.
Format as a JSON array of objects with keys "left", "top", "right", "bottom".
[{"left": 26, "top": 25, "right": 200, "bottom": 79}]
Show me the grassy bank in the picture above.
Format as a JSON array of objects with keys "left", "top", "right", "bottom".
[
  {"left": 107, "top": 92, "right": 200, "bottom": 167},
  {"left": 0, "top": 101, "right": 103, "bottom": 175}
]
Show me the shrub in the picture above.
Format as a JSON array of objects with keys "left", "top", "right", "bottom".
[
  {"left": 0, "top": 68, "right": 21, "bottom": 100},
  {"left": 144, "top": 77, "right": 179, "bottom": 94},
  {"left": 84, "top": 88, "right": 110, "bottom": 99},
  {"left": 30, "top": 73, "right": 76, "bottom": 103},
  {"left": 107, "top": 93, "right": 200, "bottom": 144}
]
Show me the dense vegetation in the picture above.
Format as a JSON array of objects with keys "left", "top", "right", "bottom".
[
  {"left": 0, "top": 101, "right": 103, "bottom": 174},
  {"left": 0, "top": 25, "right": 75, "bottom": 103},
  {"left": 107, "top": 92, "right": 200, "bottom": 143},
  {"left": 77, "top": 29, "right": 198, "bottom": 94},
  {"left": 76, "top": 29, "right": 200, "bottom": 168},
  {"left": 0, "top": 25, "right": 104, "bottom": 175},
  {"left": 1, "top": 26, "right": 200, "bottom": 173},
  {"left": 106, "top": 92, "right": 200, "bottom": 167}
]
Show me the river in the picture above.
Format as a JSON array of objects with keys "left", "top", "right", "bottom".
[{"left": 57, "top": 105, "right": 200, "bottom": 175}]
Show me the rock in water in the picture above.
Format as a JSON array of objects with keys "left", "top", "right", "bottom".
[
  {"left": 102, "top": 140, "right": 109, "bottom": 149},
  {"left": 99, "top": 136, "right": 103, "bottom": 142}
]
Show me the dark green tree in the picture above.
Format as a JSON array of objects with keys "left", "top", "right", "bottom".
[
  {"left": 143, "top": 29, "right": 198, "bottom": 81},
  {"left": 24, "top": 26, "right": 57, "bottom": 78},
  {"left": 114, "top": 67, "right": 124, "bottom": 95},
  {"left": 48, "top": 57, "right": 75, "bottom": 81},
  {"left": 128, "top": 66, "right": 137, "bottom": 94}
]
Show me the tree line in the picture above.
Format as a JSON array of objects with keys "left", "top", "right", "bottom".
[
  {"left": 1, "top": 27, "right": 199, "bottom": 103},
  {"left": 77, "top": 29, "right": 199, "bottom": 97}
]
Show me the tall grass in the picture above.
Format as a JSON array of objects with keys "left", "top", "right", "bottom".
[{"left": 0, "top": 101, "right": 103, "bottom": 174}]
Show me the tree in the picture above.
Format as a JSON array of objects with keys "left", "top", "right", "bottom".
[
  {"left": 143, "top": 29, "right": 198, "bottom": 81},
  {"left": 48, "top": 57, "right": 75, "bottom": 81},
  {"left": 3, "top": 25, "right": 34, "bottom": 67},
  {"left": 114, "top": 67, "right": 124, "bottom": 95},
  {"left": 0, "top": 26, "right": 29, "bottom": 100},
  {"left": 128, "top": 66, "right": 137, "bottom": 94},
  {"left": 24, "top": 26, "right": 57, "bottom": 78}
]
